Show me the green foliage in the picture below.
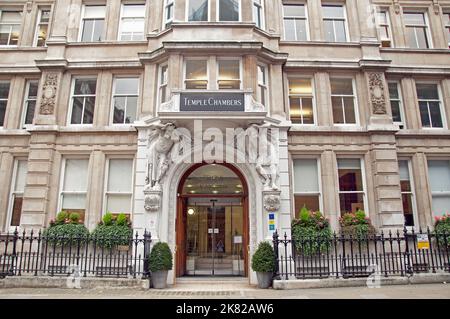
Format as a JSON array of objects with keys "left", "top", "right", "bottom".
[
  {"left": 69, "top": 213, "right": 80, "bottom": 224},
  {"left": 434, "top": 214, "right": 450, "bottom": 248},
  {"left": 149, "top": 242, "right": 173, "bottom": 272},
  {"left": 251, "top": 242, "right": 276, "bottom": 273},
  {"left": 116, "top": 213, "right": 128, "bottom": 227},
  {"left": 43, "top": 223, "right": 89, "bottom": 246},
  {"left": 339, "top": 210, "right": 376, "bottom": 238},
  {"left": 102, "top": 212, "right": 114, "bottom": 226},
  {"left": 292, "top": 207, "right": 332, "bottom": 256},
  {"left": 55, "top": 211, "right": 68, "bottom": 224}
]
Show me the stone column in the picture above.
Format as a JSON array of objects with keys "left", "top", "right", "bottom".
[
  {"left": 427, "top": 4, "right": 447, "bottom": 49},
  {"left": 265, "top": 0, "right": 281, "bottom": 34},
  {"left": 94, "top": 71, "right": 113, "bottom": 127},
  {"left": 3, "top": 76, "right": 25, "bottom": 130},
  {"left": 34, "top": 70, "right": 64, "bottom": 126},
  {"left": 269, "top": 64, "right": 285, "bottom": 118},
  {"left": 314, "top": 72, "right": 332, "bottom": 126},
  {"left": 390, "top": 3, "right": 406, "bottom": 48},
  {"left": 106, "top": 0, "right": 121, "bottom": 41},
  {"left": 411, "top": 152, "right": 433, "bottom": 228},
  {"left": 320, "top": 150, "right": 340, "bottom": 231},
  {"left": 86, "top": 150, "right": 105, "bottom": 230},
  {"left": 0, "top": 153, "right": 14, "bottom": 230},
  {"left": 441, "top": 78, "right": 450, "bottom": 128},
  {"left": 401, "top": 78, "right": 421, "bottom": 130},
  {"left": 307, "top": 0, "right": 322, "bottom": 41},
  {"left": 241, "top": 0, "right": 252, "bottom": 22}
]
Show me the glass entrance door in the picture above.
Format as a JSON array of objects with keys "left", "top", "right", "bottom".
[{"left": 185, "top": 197, "right": 244, "bottom": 276}]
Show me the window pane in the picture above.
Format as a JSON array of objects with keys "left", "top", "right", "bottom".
[
  {"left": 293, "top": 159, "right": 319, "bottom": 193},
  {"left": 339, "top": 193, "right": 365, "bottom": 214},
  {"left": 289, "top": 78, "right": 312, "bottom": 95},
  {"left": 62, "top": 194, "right": 86, "bottom": 210},
  {"left": 402, "top": 194, "right": 414, "bottom": 226},
  {"left": 0, "top": 100, "right": 6, "bottom": 126},
  {"left": 416, "top": 84, "right": 439, "bottom": 100},
  {"left": 324, "top": 20, "right": 335, "bottom": 42},
  {"left": 0, "top": 82, "right": 10, "bottom": 98},
  {"left": 113, "top": 96, "right": 126, "bottom": 124},
  {"left": 219, "top": 0, "right": 239, "bottom": 21},
  {"left": 331, "top": 79, "right": 353, "bottom": 95},
  {"left": 332, "top": 97, "right": 344, "bottom": 124},
  {"left": 108, "top": 159, "right": 133, "bottom": 192},
  {"left": 106, "top": 194, "right": 132, "bottom": 213},
  {"left": 81, "top": 20, "right": 94, "bottom": 41},
  {"left": 74, "top": 79, "right": 96, "bottom": 95},
  {"left": 40, "top": 10, "right": 50, "bottom": 23},
  {"left": 14, "top": 160, "right": 28, "bottom": 192},
  {"left": 123, "top": 4, "right": 145, "bottom": 17},
  {"left": 24, "top": 100, "right": 36, "bottom": 125},
  {"left": 334, "top": 20, "right": 347, "bottom": 42},
  {"left": 115, "top": 78, "right": 139, "bottom": 95},
  {"left": 343, "top": 97, "right": 356, "bottom": 123},
  {"left": 322, "top": 5, "right": 344, "bottom": 18},
  {"left": 189, "top": 0, "right": 208, "bottom": 21},
  {"left": 125, "top": 96, "right": 137, "bottom": 123},
  {"left": 338, "top": 159, "right": 363, "bottom": 191},
  {"left": 186, "top": 60, "right": 207, "bottom": 80},
  {"left": 63, "top": 159, "right": 89, "bottom": 191},
  {"left": 92, "top": 19, "right": 104, "bottom": 41},
  {"left": 429, "top": 101, "right": 443, "bottom": 128},
  {"left": 399, "top": 160, "right": 410, "bottom": 182},
  {"left": 284, "top": 19, "right": 296, "bottom": 40},
  {"left": 28, "top": 81, "right": 39, "bottom": 97},
  {"left": 295, "top": 19, "right": 307, "bottom": 41},
  {"left": 406, "top": 27, "right": 418, "bottom": 48},
  {"left": 84, "top": 6, "right": 105, "bottom": 18},
  {"left": 283, "top": 5, "right": 305, "bottom": 17},
  {"left": 83, "top": 97, "right": 95, "bottom": 124},
  {"left": 295, "top": 195, "right": 320, "bottom": 216},
  {"left": 404, "top": 13, "right": 425, "bottom": 25},
  {"left": 71, "top": 97, "right": 84, "bottom": 124},
  {"left": 377, "top": 11, "right": 387, "bottom": 24},
  {"left": 431, "top": 195, "right": 450, "bottom": 216},
  {"left": 428, "top": 160, "right": 450, "bottom": 192},
  {"left": 289, "top": 97, "right": 301, "bottom": 123},
  {"left": 10, "top": 196, "right": 23, "bottom": 227},
  {"left": 0, "top": 26, "right": 10, "bottom": 45},
  {"left": 218, "top": 60, "right": 239, "bottom": 79},
  {"left": 302, "top": 98, "right": 314, "bottom": 124},
  {"left": 391, "top": 101, "right": 402, "bottom": 122},
  {"left": 419, "top": 102, "right": 430, "bottom": 127},
  {"left": 257, "top": 65, "right": 265, "bottom": 85},
  {"left": 36, "top": 24, "right": 48, "bottom": 47},
  {"left": 1, "top": 11, "right": 22, "bottom": 22},
  {"left": 415, "top": 27, "right": 429, "bottom": 48}
]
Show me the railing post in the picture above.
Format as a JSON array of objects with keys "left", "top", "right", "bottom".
[
  {"left": 143, "top": 230, "right": 152, "bottom": 279},
  {"left": 272, "top": 230, "right": 280, "bottom": 280},
  {"left": 8, "top": 228, "right": 19, "bottom": 276},
  {"left": 403, "top": 226, "right": 412, "bottom": 276}
]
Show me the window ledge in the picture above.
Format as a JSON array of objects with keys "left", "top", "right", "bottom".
[{"left": 381, "top": 47, "right": 450, "bottom": 54}]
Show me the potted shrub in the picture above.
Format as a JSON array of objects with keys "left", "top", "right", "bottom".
[
  {"left": 251, "top": 241, "right": 275, "bottom": 289},
  {"left": 339, "top": 209, "right": 376, "bottom": 239},
  {"left": 434, "top": 214, "right": 450, "bottom": 249},
  {"left": 91, "top": 212, "right": 133, "bottom": 250},
  {"left": 43, "top": 211, "right": 89, "bottom": 246},
  {"left": 291, "top": 206, "right": 332, "bottom": 256},
  {"left": 149, "top": 242, "right": 173, "bottom": 289}
]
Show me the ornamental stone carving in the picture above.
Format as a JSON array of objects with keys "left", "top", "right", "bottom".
[
  {"left": 263, "top": 194, "right": 281, "bottom": 212},
  {"left": 144, "top": 188, "right": 162, "bottom": 212},
  {"left": 39, "top": 73, "right": 59, "bottom": 115},
  {"left": 368, "top": 73, "right": 387, "bottom": 115}
]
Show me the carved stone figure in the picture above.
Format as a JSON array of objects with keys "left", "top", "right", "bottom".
[
  {"left": 146, "top": 122, "right": 179, "bottom": 190},
  {"left": 247, "top": 123, "right": 279, "bottom": 191},
  {"left": 368, "top": 73, "right": 387, "bottom": 115},
  {"left": 40, "top": 73, "right": 58, "bottom": 115}
]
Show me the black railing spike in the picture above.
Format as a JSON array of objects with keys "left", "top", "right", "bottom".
[
  {"left": 388, "top": 229, "right": 392, "bottom": 237},
  {"left": 419, "top": 226, "right": 423, "bottom": 234}
]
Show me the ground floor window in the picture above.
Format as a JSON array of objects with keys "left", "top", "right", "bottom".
[
  {"left": 427, "top": 160, "right": 450, "bottom": 217},
  {"left": 337, "top": 158, "right": 366, "bottom": 214},
  {"left": 399, "top": 160, "right": 416, "bottom": 227},
  {"left": 104, "top": 159, "right": 133, "bottom": 216},
  {"left": 293, "top": 159, "right": 321, "bottom": 215},
  {"left": 7, "top": 160, "right": 27, "bottom": 228}
]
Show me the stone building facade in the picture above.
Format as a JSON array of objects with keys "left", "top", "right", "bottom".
[{"left": 0, "top": 0, "right": 449, "bottom": 283}]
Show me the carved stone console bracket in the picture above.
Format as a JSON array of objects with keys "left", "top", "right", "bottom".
[{"left": 263, "top": 191, "right": 281, "bottom": 212}]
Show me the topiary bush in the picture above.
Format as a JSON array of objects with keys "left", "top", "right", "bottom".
[
  {"left": 251, "top": 241, "right": 276, "bottom": 273},
  {"left": 339, "top": 209, "right": 376, "bottom": 239},
  {"left": 91, "top": 212, "right": 133, "bottom": 249},
  {"left": 44, "top": 211, "right": 89, "bottom": 246},
  {"left": 434, "top": 214, "right": 450, "bottom": 248},
  {"left": 149, "top": 242, "right": 173, "bottom": 272},
  {"left": 291, "top": 206, "right": 332, "bottom": 256}
]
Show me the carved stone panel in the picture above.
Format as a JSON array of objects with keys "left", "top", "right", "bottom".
[
  {"left": 39, "top": 73, "right": 59, "bottom": 115},
  {"left": 368, "top": 73, "right": 387, "bottom": 115}
]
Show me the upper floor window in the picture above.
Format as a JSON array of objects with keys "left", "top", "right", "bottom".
[
  {"left": 119, "top": 4, "right": 145, "bottom": 41},
  {"left": 257, "top": 64, "right": 267, "bottom": 107},
  {"left": 293, "top": 159, "right": 321, "bottom": 215},
  {"left": 112, "top": 77, "right": 139, "bottom": 124},
  {"left": 331, "top": 78, "right": 356, "bottom": 125},
  {"left": 0, "top": 11, "right": 22, "bottom": 46},
  {"left": 217, "top": 59, "right": 240, "bottom": 89},
  {"left": 404, "top": 12, "right": 430, "bottom": 49},
  {"left": 22, "top": 80, "right": 38, "bottom": 127},
  {"left": 0, "top": 81, "right": 10, "bottom": 127},
  {"left": 283, "top": 4, "right": 308, "bottom": 41},
  {"left": 252, "top": 0, "right": 264, "bottom": 29},
  {"left": 105, "top": 159, "right": 133, "bottom": 215},
  {"left": 288, "top": 78, "right": 314, "bottom": 125},
  {"left": 59, "top": 159, "right": 89, "bottom": 222},
  {"left": 427, "top": 160, "right": 450, "bottom": 217},
  {"left": 69, "top": 78, "right": 97, "bottom": 125},
  {"left": 159, "top": 65, "right": 169, "bottom": 104},
  {"left": 377, "top": 9, "right": 392, "bottom": 47},
  {"left": 218, "top": 0, "right": 240, "bottom": 22},
  {"left": 337, "top": 159, "right": 366, "bottom": 215},
  {"left": 322, "top": 4, "right": 347, "bottom": 42},
  {"left": 7, "top": 160, "right": 27, "bottom": 229},
  {"left": 444, "top": 11, "right": 450, "bottom": 48},
  {"left": 388, "top": 82, "right": 405, "bottom": 129},
  {"left": 164, "top": 0, "right": 174, "bottom": 29},
  {"left": 185, "top": 59, "right": 208, "bottom": 89},
  {"left": 416, "top": 83, "right": 444, "bottom": 129},
  {"left": 80, "top": 5, "right": 105, "bottom": 42},
  {"left": 34, "top": 9, "right": 50, "bottom": 47},
  {"left": 188, "top": 0, "right": 208, "bottom": 22}
]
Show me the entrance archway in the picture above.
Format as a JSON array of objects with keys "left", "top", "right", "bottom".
[{"left": 175, "top": 163, "right": 249, "bottom": 277}]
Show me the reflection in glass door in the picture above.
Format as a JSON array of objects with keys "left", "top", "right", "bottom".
[{"left": 186, "top": 197, "right": 244, "bottom": 276}]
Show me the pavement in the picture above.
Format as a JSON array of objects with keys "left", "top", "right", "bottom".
[{"left": 0, "top": 283, "right": 449, "bottom": 299}]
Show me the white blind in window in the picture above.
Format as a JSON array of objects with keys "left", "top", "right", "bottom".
[
  {"left": 428, "top": 160, "right": 450, "bottom": 192},
  {"left": 293, "top": 159, "right": 319, "bottom": 193},
  {"left": 108, "top": 159, "right": 133, "bottom": 192}
]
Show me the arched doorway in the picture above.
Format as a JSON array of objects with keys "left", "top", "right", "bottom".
[{"left": 175, "top": 163, "right": 249, "bottom": 277}]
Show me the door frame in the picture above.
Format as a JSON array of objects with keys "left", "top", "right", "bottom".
[{"left": 175, "top": 163, "right": 249, "bottom": 277}]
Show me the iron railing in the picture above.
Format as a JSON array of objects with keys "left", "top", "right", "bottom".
[
  {"left": 273, "top": 227, "right": 450, "bottom": 280},
  {"left": 0, "top": 229, "right": 152, "bottom": 279}
]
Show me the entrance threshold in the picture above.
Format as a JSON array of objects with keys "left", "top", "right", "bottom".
[{"left": 174, "top": 276, "right": 253, "bottom": 291}]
